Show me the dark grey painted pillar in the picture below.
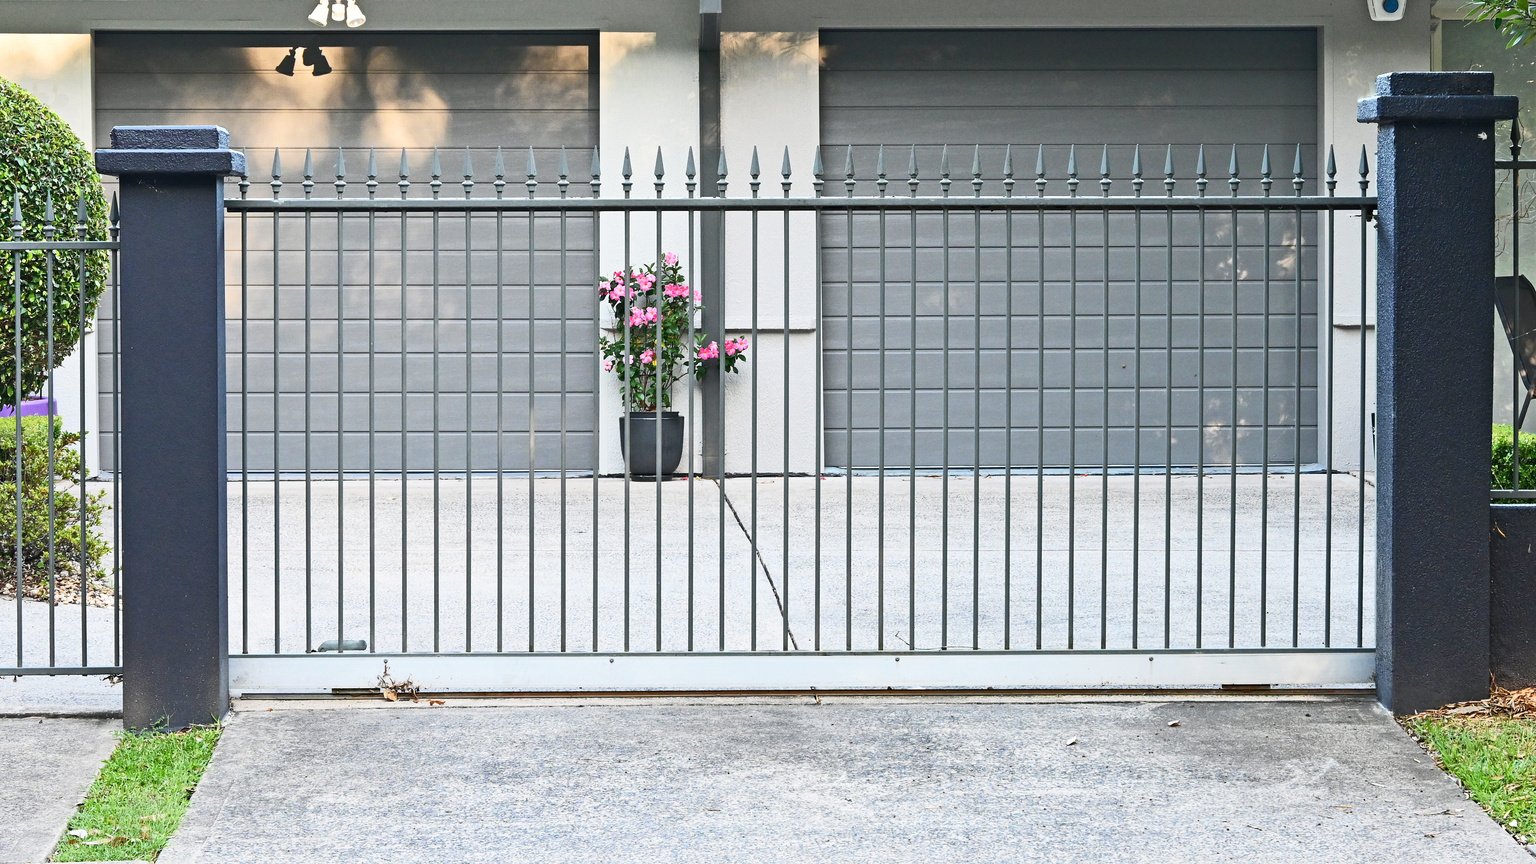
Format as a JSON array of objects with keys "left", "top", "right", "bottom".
[
  {"left": 96, "top": 126, "right": 245, "bottom": 729},
  {"left": 1358, "top": 73, "right": 1517, "bottom": 715},
  {"left": 699, "top": 0, "right": 725, "bottom": 477}
]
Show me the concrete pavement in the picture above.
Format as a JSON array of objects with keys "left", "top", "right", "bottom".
[
  {"left": 160, "top": 697, "right": 1523, "bottom": 864},
  {"left": 0, "top": 715, "right": 116, "bottom": 864}
]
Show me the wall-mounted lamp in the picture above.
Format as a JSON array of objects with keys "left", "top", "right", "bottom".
[
  {"left": 275, "top": 47, "right": 298, "bottom": 76},
  {"left": 308, "top": 0, "right": 365, "bottom": 27},
  {"left": 302, "top": 46, "right": 333, "bottom": 76}
]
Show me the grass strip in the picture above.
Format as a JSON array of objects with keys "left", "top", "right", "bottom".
[
  {"left": 52, "top": 723, "right": 222, "bottom": 862},
  {"left": 1407, "top": 715, "right": 1536, "bottom": 845}
]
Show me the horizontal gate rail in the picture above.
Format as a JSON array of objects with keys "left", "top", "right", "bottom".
[{"left": 227, "top": 196, "right": 1378, "bottom": 213}]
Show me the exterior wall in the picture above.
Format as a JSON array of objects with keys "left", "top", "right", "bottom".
[
  {"left": 0, "top": 0, "right": 1443, "bottom": 476},
  {"left": 0, "top": 34, "right": 100, "bottom": 472}
]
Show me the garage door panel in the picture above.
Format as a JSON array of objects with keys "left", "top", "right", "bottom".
[
  {"left": 95, "top": 32, "right": 598, "bottom": 474},
  {"left": 820, "top": 29, "right": 1318, "bottom": 471},
  {"left": 823, "top": 69, "right": 1318, "bottom": 110}
]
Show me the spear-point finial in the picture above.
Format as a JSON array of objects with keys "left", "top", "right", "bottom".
[
  {"left": 1227, "top": 144, "right": 1240, "bottom": 196},
  {"left": 1196, "top": 144, "right": 1208, "bottom": 198},
  {"left": 524, "top": 147, "right": 538, "bottom": 198},
  {"left": 1358, "top": 144, "right": 1370, "bottom": 195},
  {"left": 1066, "top": 145, "right": 1079, "bottom": 197},
  {"left": 462, "top": 148, "right": 475, "bottom": 197},
  {"left": 781, "top": 146, "right": 793, "bottom": 197},
  {"left": 1291, "top": 144, "right": 1304, "bottom": 196},
  {"left": 875, "top": 144, "right": 887, "bottom": 197},
  {"left": 397, "top": 149, "right": 410, "bottom": 197},
  {"left": 1326, "top": 144, "right": 1338, "bottom": 196},
  {"left": 843, "top": 144, "right": 856, "bottom": 197},
  {"left": 366, "top": 149, "right": 379, "bottom": 198},
  {"left": 109, "top": 192, "right": 119, "bottom": 234},
  {"left": 42, "top": 190, "right": 54, "bottom": 238},
  {"left": 558, "top": 147, "right": 570, "bottom": 198},
  {"left": 749, "top": 145, "right": 761, "bottom": 198},
  {"left": 271, "top": 149, "right": 284, "bottom": 196},
  {"left": 1035, "top": 144, "right": 1046, "bottom": 197},
  {"left": 1002, "top": 144, "right": 1015, "bottom": 198},
  {"left": 971, "top": 145, "right": 983, "bottom": 197},
  {"left": 1099, "top": 145, "right": 1111, "bottom": 197},
  {"left": 494, "top": 147, "right": 507, "bottom": 197},
  {"left": 430, "top": 148, "right": 443, "bottom": 198},
  {"left": 907, "top": 145, "right": 919, "bottom": 197},
  {"left": 1260, "top": 144, "right": 1273, "bottom": 197},
  {"left": 652, "top": 146, "right": 665, "bottom": 198},
  {"left": 75, "top": 194, "right": 89, "bottom": 237},
  {"left": 10, "top": 191, "right": 22, "bottom": 236},
  {"left": 335, "top": 148, "right": 348, "bottom": 198},
  {"left": 590, "top": 145, "right": 601, "bottom": 197},
  {"left": 1163, "top": 144, "right": 1176, "bottom": 197},
  {"left": 938, "top": 144, "right": 951, "bottom": 197},
  {"left": 303, "top": 148, "right": 315, "bottom": 198},
  {"left": 812, "top": 147, "right": 825, "bottom": 198},
  {"left": 1131, "top": 144, "right": 1143, "bottom": 198},
  {"left": 717, "top": 146, "right": 729, "bottom": 196}
]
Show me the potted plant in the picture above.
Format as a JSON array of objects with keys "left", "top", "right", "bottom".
[{"left": 599, "top": 252, "right": 748, "bottom": 479}]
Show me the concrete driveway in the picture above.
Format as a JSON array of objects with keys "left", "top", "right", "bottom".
[
  {"left": 160, "top": 697, "right": 1523, "bottom": 864},
  {"left": 0, "top": 715, "right": 116, "bottom": 864}
]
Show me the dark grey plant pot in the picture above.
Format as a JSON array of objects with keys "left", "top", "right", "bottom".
[{"left": 619, "top": 411, "right": 685, "bottom": 480}]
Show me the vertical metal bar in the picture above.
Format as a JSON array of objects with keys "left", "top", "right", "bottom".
[
  {"left": 1228, "top": 147, "right": 1240, "bottom": 650},
  {"left": 1195, "top": 145, "right": 1208, "bottom": 648},
  {"left": 844, "top": 147, "right": 855, "bottom": 651},
  {"left": 271, "top": 155, "right": 284, "bottom": 654},
  {"left": 463, "top": 153, "right": 475, "bottom": 652},
  {"left": 45, "top": 196, "right": 57, "bottom": 667},
  {"left": 495, "top": 151, "right": 508, "bottom": 652},
  {"left": 10, "top": 195, "right": 23, "bottom": 668},
  {"left": 1036, "top": 148, "right": 1046, "bottom": 650},
  {"left": 876, "top": 146, "right": 888, "bottom": 651},
  {"left": 812, "top": 150, "right": 823, "bottom": 651},
  {"left": 686, "top": 149, "right": 697, "bottom": 651},
  {"left": 1163, "top": 148, "right": 1175, "bottom": 650},
  {"left": 1067, "top": 145, "right": 1078, "bottom": 649},
  {"left": 940, "top": 146, "right": 950, "bottom": 651},
  {"left": 76, "top": 198, "right": 91, "bottom": 664},
  {"left": 588, "top": 148, "right": 600, "bottom": 652},
  {"left": 527, "top": 149, "right": 539, "bottom": 652},
  {"left": 430, "top": 151, "right": 442, "bottom": 653},
  {"left": 749, "top": 148, "right": 760, "bottom": 652},
  {"left": 239, "top": 173, "right": 250, "bottom": 656},
  {"left": 1003, "top": 146, "right": 1015, "bottom": 651},
  {"left": 1099, "top": 149, "right": 1111, "bottom": 650},
  {"left": 1291, "top": 146, "right": 1305, "bottom": 648},
  {"left": 1324, "top": 146, "right": 1337, "bottom": 647},
  {"left": 397, "top": 152, "right": 409, "bottom": 652},
  {"left": 1131, "top": 146, "right": 1144, "bottom": 650},
  {"left": 1515, "top": 129, "right": 1524, "bottom": 489},
  {"left": 656, "top": 150, "right": 667, "bottom": 653},
  {"left": 714, "top": 150, "right": 727, "bottom": 652},
  {"left": 1261, "top": 147, "right": 1275, "bottom": 648},
  {"left": 908, "top": 149, "right": 918, "bottom": 651},
  {"left": 559, "top": 150, "right": 570, "bottom": 654},
  {"left": 971, "top": 147, "right": 982, "bottom": 651},
  {"left": 621, "top": 150, "right": 633, "bottom": 653},
  {"left": 110, "top": 196, "right": 121, "bottom": 666},
  {"left": 302, "top": 151, "right": 315, "bottom": 653},
  {"left": 1358, "top": 148, "right": 1370, "bottom": 648},
  {"left": 366, "top": 152, "right": 378, "bottom": 653},
  {"left": 781, "top": 149, "right": 793, "bottom": 652},
  {"left": 335, "top": 152, "right": 347, "bottom": 653}
]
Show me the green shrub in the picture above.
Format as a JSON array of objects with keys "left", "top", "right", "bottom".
[
  {"left": 1493, "top": 423, "right": 1536, "bottom": 492},
  {"left": 0, "top": 76, "right": 110, "bottom": 410},
  {"left": 0, "top": 416, "right": 109, "bottom": 603}
]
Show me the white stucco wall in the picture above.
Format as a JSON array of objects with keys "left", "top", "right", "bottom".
[
  {"left": 0, "top": 0, "right": 1450, "bottom": 477},
  {"left": 0, "top": 34, "right": 100, "bottom": 472}
]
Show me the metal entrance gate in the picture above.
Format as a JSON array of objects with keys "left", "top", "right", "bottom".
[{"left": 222, "top": 141, "right": 1377, "bottom": 694}]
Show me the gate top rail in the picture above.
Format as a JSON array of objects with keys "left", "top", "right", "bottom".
[{"left": 226, "top": 195, "right": 1377, "bottom": 213}]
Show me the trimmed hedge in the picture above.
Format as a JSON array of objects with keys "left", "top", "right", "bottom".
[
  {"left": 0, "top": 416, "right": 109, "bottom": 603},
  {"left": 0, "top": 76, "right": 110, "bottom": 410},
  {"left": 1493, "top": 423, "right": 1536, "bottom": 492}
]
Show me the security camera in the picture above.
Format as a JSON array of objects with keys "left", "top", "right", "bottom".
[{"left": 1367, "top": 0, "right": 1404, "bottom": 21}]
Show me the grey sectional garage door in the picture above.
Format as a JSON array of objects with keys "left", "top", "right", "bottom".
[
  {"left": 819, "top": 28, "right": 1319, "bottom": 470},
  {"left": 94, "top": 32, "right": 598, "bottom": 473}
]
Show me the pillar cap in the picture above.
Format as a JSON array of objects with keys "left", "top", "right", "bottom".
[
  {"left": 96, "top": 125, "right": 247, "bottom": 177},
  {"left": 1359, "top": 72, "right": 1518, "bottom": 125}
]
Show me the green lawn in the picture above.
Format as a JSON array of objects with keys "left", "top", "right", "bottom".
[
  {"left": 52, "top": 724, "right": 222, "bottom": 862},
  {"left": 1408, "top": 716, "right": 1536, "bottom": 846}
]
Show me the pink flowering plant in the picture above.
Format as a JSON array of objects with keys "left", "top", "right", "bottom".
[{"left": 599, "top": 252, "right": 749, "bottom": 412}]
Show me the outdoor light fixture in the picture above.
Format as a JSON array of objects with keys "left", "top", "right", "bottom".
[
  {"left": 307, "top": 0, "right": 366, "bottom": 28},
  {"left": 301, "top": 46, "right": 333, "bottom": 77},
  {"left": 275, "top": 47, "right": 298, "bottom": 76}
]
